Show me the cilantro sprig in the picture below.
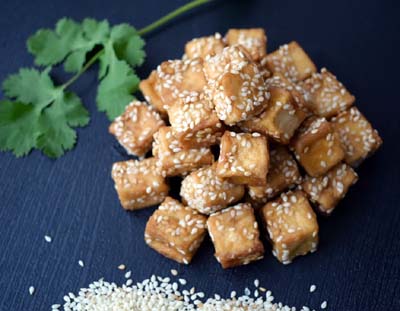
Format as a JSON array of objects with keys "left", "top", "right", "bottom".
[{"left": 0, "top": 0, "right": 210, "bottom": 158}]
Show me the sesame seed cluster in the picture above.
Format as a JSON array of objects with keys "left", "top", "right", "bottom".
[{"left": 109, "top": 28, "right": 382, "bottom": 269}]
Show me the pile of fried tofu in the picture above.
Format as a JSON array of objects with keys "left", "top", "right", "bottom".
[{"left": 110, "top": 29, "right": 382, "bottom": 268}]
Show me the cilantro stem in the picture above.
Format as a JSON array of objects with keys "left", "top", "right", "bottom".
[
  {"left": 61, "top": 49, "right": 104, "bottom": 90},
  {"left": 60, "top": 0, "right": 210, "bottom": 91},
  {"left": 137, "top": 0, "right": 212, "bottom": 36}
]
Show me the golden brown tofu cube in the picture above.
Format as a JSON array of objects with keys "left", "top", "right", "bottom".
[
  {"left": 291, "top": 117, "right": 345, "bottom": 177},
  {"left": 301, "top": 68, "right": 355, "bottom": 118},
  {"left": 145, "top": 197, "right": 207, "bottom": 264},
  {"left": 205, "top": 46, "right": 269, "bottom": 125},
  {"left": 239, "top": 88, "right": 307, "bottom": 144},
  {"left": 180, "top": 164, "right": 245, "bottom": 215},
  {"left": 185, "top": 33, "right": 225, "bottom": 59},
  {"left": 216, "top": 131, "right": 269, "bottom": 186},
  {"left": 203, "top": 44, "right": 250, "bottom": 81},
  {"left": 111, "top": 158, "right": 169, "bottom": 210},
  {"left": 331, "top": 107, "right": 383, "bottom": 167},
  {"left": 109, "top": 101, "right": 164, "bottom": 157},
  {"left": 167, "top": 98, "right": 224, "bottom": 143},
  {"left": 265, "top": 41, "right": 317, "bottom": 83},
  {"left": 301, "top": 163, "right": 358, "bottom": 215},
  {"left": 153, "top": 126, "right": 214, "bottom": 177},
  {"left": 139, "top": 71, "right": 165, "bottom": 116},
  {"left": 140, "top": 58, "right": 207, "bottom": 115},
  {"left": 225, "top": 28, "right": 267, "bottom": 62},
  {"left": 207, "top": 203, "right": 264, "bottom": 268},
  {"left": 260, "top": 190, "right": 318, "bottom": 264},
  {"left": 267, "top": 73, "right": 309, "bottom": 113},
  {"left": 248, "top": 145, "right": 301, "bottom": 205}
]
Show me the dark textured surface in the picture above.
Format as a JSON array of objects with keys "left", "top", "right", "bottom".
[{"left": 0, "top": 0, "right": 399, "bottom": 310}]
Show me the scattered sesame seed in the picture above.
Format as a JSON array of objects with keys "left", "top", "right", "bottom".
[
  {"left": 310, "top": 284, "right": 316, "bottom": 293},
  {"left": 78, "top": 260, "right": 84, "bottom": 267},
  {"left": 118, "top": 264, "right": 126, "bottom": 270},
  {"left": 321, "top": 301, "right": 328, "bottom": 309},
  {"left": 28, "top": 286, "right": 35, "bottom": 296},
  {"left": 124, "top": 271, "right": 131, "bottom": 279},
  {"left": 171, "top": 269, "right": 178, "bottom": 276},
  {"left": 44, "top": 235, "right": 52, "bottom": 243}
]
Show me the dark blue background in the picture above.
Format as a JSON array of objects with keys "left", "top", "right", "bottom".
[{"left": 1, "top": 0, "right": 399, "bottom": 310}]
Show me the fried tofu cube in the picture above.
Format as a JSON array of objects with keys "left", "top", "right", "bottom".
[
  {"left": 265, "top": 41, "right": 317, "bottom": 82},
  {"left": 216, "top": 131, "right": 269, "bottom": 186},
  {"left": 207, "top": 203, "right": 264, "bottom": 268},
  {"left": 260, "top": 190, "right": 318, "bottom": 264},
  {"left": 139, "top": 71, "right": 165, "bottom": 116},
  {"left": 248, "top": 145, "right": 301, "bottom": 205},
  {"left": 301, "top": 68, "right": 355, "bottom": 118},
  {"left": 185, "top": 33, "right": 225, "bottom": 59},
  {"left": 239, "top": 87, "right": 307, "bottom": 144},
  {"left": 153, "top": 126, "right": 214, "bottom": 176},
  {"left": 204, "top": 45, "right": 269, "bottom": 124},
  {"left": 225, "top": 28, "right": 267, "bottom": 61},
  {"left": 301, "top": 163, "right": 358, "bottom": 215},
  {"left": 140, "top": 58, "right": 207, "bottom": 115},
  {"left": 145, "top": 197, "right": 207, "bottom": 264},
  {"left": 180, "top": 164, "right": 245, "bottom": 215},
  {"left": 291, "top": 117, "right": 345, "bottom": 176},
  {"left": 111, "top": 158, "right": 169, "bottom": 210},
  {"left": 167, "top": 98, "right": 224, "bottom": 143},
  {"left": 267, "top": 73, "right": 309, "bottom": 113},
  {"left": 331, "top": 107, "right": 382, "bottom": 167},
  {"left": 109, "top": 101, "right": 164, "bottom": 157}
]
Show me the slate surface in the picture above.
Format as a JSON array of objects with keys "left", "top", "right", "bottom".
[{"left": 0, "top": 0, "right": 399, "bottom": 310}]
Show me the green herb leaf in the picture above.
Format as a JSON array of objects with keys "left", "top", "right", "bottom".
[
  {"left": 97, "top": 45, "right": 140, "bottom": 120},
  {"left": 27, "top": 18, "right": 110, "bottom": 73},
  {"left": 0, "top": 68, "right": 89, "bottom": 158}
]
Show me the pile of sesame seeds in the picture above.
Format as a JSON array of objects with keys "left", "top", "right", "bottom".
[{"left": 52, "top": 272, "right": 328, "bottom": 311}]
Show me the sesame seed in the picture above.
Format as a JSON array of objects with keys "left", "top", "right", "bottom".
[
  {"left": 171, "top": 269, "right": 178, "bottom": 276},
  {"left": 118, "top": 264, "right": 126, "bottom": 270},
  {"left": 78, "top": 260, "right": 84, "bottom": 267},
  {"left": 310, "top": 284, "right": 316, "bottom": 292},
  {"left": 29, "top": 286, "right": 35, "bottom": 296},
  {"left": 44, "top": 235, "right": 52, "bottom": 243},
  {"left": 321, "top": 301, "right": 328, "bottom": 309}
]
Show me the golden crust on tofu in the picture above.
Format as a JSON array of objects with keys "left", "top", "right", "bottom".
[
  {"left": 260, "top": 190, "right": 318, "bottom": 264},
  {"left": 291, "top": 117, "right": 345, "bottom": 177},
  {"left": 216, "top": 131, "right": 269, "bottom": 186},
  {"left": 267, "top": 73, "right": 309, "bottom": 113},
  {"left": 331, "top": 107, "right": 382, "bottom": 167},
  {"left": 139, "top": 71, "right": 165, "bottom": 115},
  {"left": 153, "top": 126, "right": 214, "bottom": 177},
  {"left": 145, "top": 197, "right": 207, "bottom": 264},
  {"left": 111, "top": 158, "right": 169, "bottom": 210},
  {"left": 180, "top": 164, "right": 245, "bottom": 215},
  {"left": 204, "top": 45, "right": 269, "bottom": 124},
  {"left": 239, "top": 87, "right": 307, "bottom": 144},
  {"left": 109, "top": 101, "right": 164, "bottom": 157},
  {"left": 185, "top": 33, "right": 225, "bottom": 59},
  {"left": 248, "top": 145, "right": 301, "bottom": 205},
  {"left": 168, "top": 96, "right": 223, "bottom": 146},
  {"left": 301, "top": 68, "right": 355, "bottom": 118},
  {"left": 301, "top": 163, "right": 358, "bottom": 214},
  {"left": 265, "top": 41, "right": 317, "bottom": 83},
  {"left": 140, "top": 58, "right": 206, "bottom": 115},
  {"left": 207, "top": 203, "right": 264, "bottom": 268},
  {"left": 225, "top": 28, "right": 267, "bottom": 61}
]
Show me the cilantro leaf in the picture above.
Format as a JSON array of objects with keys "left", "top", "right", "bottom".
[
  {"left": 110, "top": 24, "right": 146, "bottom": 68},
  {"left": 0, "top": 101, "right": 39, "bottom": 157},
  {"left": 2, "top": 68, "right": 55, "bottom": 108},
  {"left": 28, "top": 18, "right": 110, "bottom": 73},
  {"left": 0, "top": 68, "right": 89, "bottom": 158},
  {"left": 97, "top": 44, "right": 140, "bottom": 120}
]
